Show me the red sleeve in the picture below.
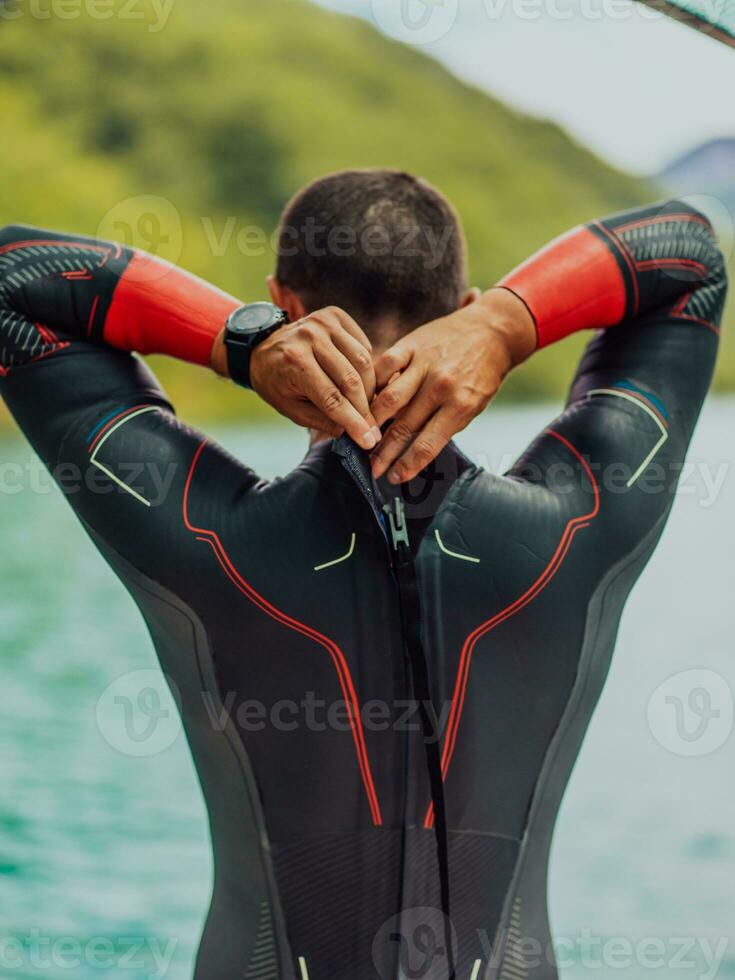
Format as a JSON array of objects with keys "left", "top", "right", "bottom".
[
  {"left": 104, "top": 252, "right": 241, "bottom": 367},
  {"left": 498, "top": 226, "right": 625, "bottom": 348}
]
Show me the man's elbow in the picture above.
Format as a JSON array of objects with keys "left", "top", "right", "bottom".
[
  {"left": 0, "top": 224, "right": 38, "bottom": 248},
  {"left": 703, "top": 228, "right": 728, "bottom": 322},
  {"left": 670, "top": 200, "right": 726, "bottom": 275},
  {"left": 0, "top": 228, "right": 28, "bottom": 294}
]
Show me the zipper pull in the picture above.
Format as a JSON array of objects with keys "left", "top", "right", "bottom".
[{"left": 383, "top": 497, "right": 410, "bottom": 552}]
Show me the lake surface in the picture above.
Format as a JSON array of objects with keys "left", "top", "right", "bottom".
[{"left": 1, "top": 401, "right": 733, "bottom": 979}]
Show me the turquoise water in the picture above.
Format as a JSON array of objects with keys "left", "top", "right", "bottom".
[{"left": 0, "top": 401, "right": 733, "bottom": 979}]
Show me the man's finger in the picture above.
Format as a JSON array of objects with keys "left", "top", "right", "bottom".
[
  {"left": 370, "top": 384, "right": 437, "bottom": 479},
  {"left": 313, "top": 340, "right": 378, "bottom": 428},
  {"left": 287, "top": 401, "right": 342, "bottom": 437},
  {"left": 326, "top": 308, "right": 373, "bottom": 353},
  {"left": 374, "top": 344, "right": 413, "bottom": 390},
  {"left": 300, "top": 352, "right": 380, "bottom": 450},
  {"left": 371, "top": 363, "right": 425, "bottom": 428},
  {"left": 386, "top": 405, "right": 460, "bottom": 484},
  {"left": 330, "top": 329, "right": 377, "bottom": 402}
]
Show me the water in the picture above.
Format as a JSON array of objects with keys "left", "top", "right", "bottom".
[{"left": 0, "top": 401, "right": 733, "bottom": 979}]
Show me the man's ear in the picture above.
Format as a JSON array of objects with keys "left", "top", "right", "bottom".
[
  {"left": 460, "top": 287, "right": 482, "bottom": 308},
  {"left": 267, "top": 276, "right": 307, "bottom": 323}
]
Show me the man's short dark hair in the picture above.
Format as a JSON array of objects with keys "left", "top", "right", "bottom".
[{"left": 275, "top": 169, "right": 468, "bottom": 340}]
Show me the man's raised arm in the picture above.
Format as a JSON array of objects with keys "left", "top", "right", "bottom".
[
  {"left": 0, "top": 224, "right": 239, "bottom": 374},
  {"left": 498, "top": 198, "right": 726, "bottom": 348},
  {"left": 0, "top": 224, "right": 381, "bottom": 449},
  {"left": 370, "top": 199, "right": 727, "bottom": 482}
]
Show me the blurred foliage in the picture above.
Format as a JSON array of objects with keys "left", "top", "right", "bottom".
[{"left": 0, "top": 0, "right": 730, "bottom": 432}]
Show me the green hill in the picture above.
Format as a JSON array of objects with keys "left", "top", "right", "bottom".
[{"left": 1, "top": 0, "right": 725, "bottom": 433}]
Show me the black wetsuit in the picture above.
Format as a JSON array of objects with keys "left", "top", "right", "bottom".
[{"left": 0, "top": 201, "right": 726, "bottom": 980}]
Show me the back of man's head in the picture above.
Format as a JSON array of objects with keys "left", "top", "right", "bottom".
[{"left": 274, "top": 169, "right": 468, "bottom": 347}]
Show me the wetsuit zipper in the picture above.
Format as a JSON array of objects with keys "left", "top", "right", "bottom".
[
  {"left": 335, "top": 438, "right": 455, "bottom": 978},
  {"left": 384, "top": 496, "right": 456, "bottom": 980}
]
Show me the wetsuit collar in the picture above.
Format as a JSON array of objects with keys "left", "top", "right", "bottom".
[{"left": 331, "top": 434, "right": 474, "bottom": 545}]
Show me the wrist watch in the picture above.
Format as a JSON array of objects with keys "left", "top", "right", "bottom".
[{"left": 224, "top": 302, "right": 289, "bottom": 389}]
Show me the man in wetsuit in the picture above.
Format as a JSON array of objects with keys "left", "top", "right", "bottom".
[{"left": 0, "top": 170, "right": 727, "bottom": 980}]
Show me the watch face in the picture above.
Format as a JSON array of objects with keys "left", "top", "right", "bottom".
[{"left": 228, "top": 302, "right": 283, "bottom": 336}]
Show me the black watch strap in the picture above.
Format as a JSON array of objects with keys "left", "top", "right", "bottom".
[{"left": 226, "top": 339, "right": 256, "bottom": 390}]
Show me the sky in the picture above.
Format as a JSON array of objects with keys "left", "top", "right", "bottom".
[{"left": 311, "top": 0, "right": 734, "bottom": 175}]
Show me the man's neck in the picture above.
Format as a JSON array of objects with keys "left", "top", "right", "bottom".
[{"left": 309, "top": 429, "right": 332, "bottom": 447}]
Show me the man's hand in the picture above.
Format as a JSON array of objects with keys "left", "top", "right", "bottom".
[
  {"left": 223, "top": 307, "right": 382, "bottom": 450},
  {"left": 370, "top": 288, "right": 536, "bottom": 483}
]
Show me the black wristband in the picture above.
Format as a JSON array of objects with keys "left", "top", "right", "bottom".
[{"left": 226, "top": 339, "right": 256, "bottom": 389}]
